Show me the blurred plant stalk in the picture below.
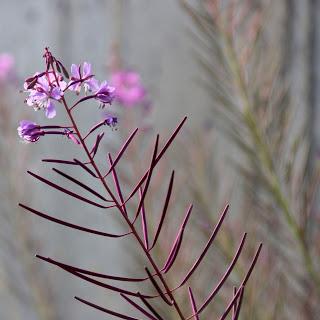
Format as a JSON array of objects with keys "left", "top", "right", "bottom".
[
  {"left": 180, "top": 0, "right": 320, "bottom": 318},
  {"left": 222, "top": 29, "right": 320, "bottom": 291}
]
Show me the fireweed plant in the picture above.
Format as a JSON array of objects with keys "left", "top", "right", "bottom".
[{"left": 18, "top": 48, "right": 262, "bottom": 320}]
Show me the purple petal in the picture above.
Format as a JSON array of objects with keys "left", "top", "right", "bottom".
[
  {"left": 46, "top": 100, "right": 56, "bottom": 118},
  {"left": 17, "top": 120, "right": 41, "bottom": 142},
  {"left": 51, "top": 87, "right": 63, "bottom": 100},
  {"left": 68, "top": 81, "right": 81, "bottom": 92},
  {"left": 59, "top": 80, "right": 67, "bottom": 91},
  {"left": 26, "top": 90, "right": 48, "bottom": 107},
  {"left": 87, "top": 77, "right": 99, "bottom": 91},
  {"left": 83, "top": 62, "right": 91, "bottom": 77},
  {"left": 95, "top": 81, "right": 116, "bottom": 104},
  {"left": 71, "top": 64, "right": 80, "bottom": 79},
  {"left": 98, "top": 80, "right": 108, "bottom": 91},
  {"left": 37, "top": 75, "right": 50, "bottom": 91},
  {"left": 19, "top": 120, "right": 37, "bottom": 128}
]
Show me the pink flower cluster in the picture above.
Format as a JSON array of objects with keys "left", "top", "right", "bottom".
[
  {"left": 111, "top": 70, "right": 146, "bottom": 108},
  {"left": 24, "top": 72, "right": 66, "bottom": 118},
  {"left": 24, "top": 62, "right": 115, "bottom": 120},
  {"left": 19, "top": 52, "right": 116, "bottom": 143}
]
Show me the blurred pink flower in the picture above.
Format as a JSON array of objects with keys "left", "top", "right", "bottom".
[
  {"left": 0, "top": 53, "right": 14, "bottom": 82},
  {"left": 111, "top": 70, "right": 146, "bottom": 107}
]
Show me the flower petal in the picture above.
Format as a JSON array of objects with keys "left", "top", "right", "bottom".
[
  {"left": 59, "top": 80, "right": 67, "bottom": 91},
  {"left": 51, "top": 87, "right": 63, "bottom": 100},
  {"left": 87, "top": 77, "right": 100, "bottom": 92},
  {"left": 37, "top": 75, "right": 50, "bottom": 92},
  {"left": 71, "top": 64, "right": 80, "bottom": 79},
  {"left": 46, "top": 100, "right": 56, "bottom": 118},
  {"left": 68, "top": 81, "right": 81, "bottom": 92},
  {"left": 83, "top": 62, "right": 91, "bottom": 77}
]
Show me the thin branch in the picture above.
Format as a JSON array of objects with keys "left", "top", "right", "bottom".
[
  {"left": 39, "top": 256, "right": 154, "bottom": 298},
  {"left": 121, "top": 117, "right": 187, "bottom": 205},
  {"left": 73, "top": 158, "right": 98, "bottom": 177},
  {"left": 178, "top": 205, "right": 230, "bottom": 287},
  {"left": 69, "top": 95, "right": 96, "bottom": 111},
  {"left": 145, "top": 267, "right": 173, "bottom": 305},
  {"left": 108, "top": 153, "right": 128, "bottom": 216},
  {"left": 104, "top": 128, "right": 139, "bottom": 177},
  {"left": 75, "top": 296, "right": 142, "bottom": 320},
  {"left": 188, "top": 287, "right": 199, "bottom": 320},
  {"left": 195, "top": 233, "right": 247, "bottom": 313},
  {"left": 162, "top": 204, "right": 193, "bottom": 273},
  {"left": 36, "top": 255, "right": 148, "bottom": 282},
  {"left": 232, "top": 287, "right": 244, "bottom": 320},
  {"left": 232, "top": 287, "right": 237, "bottom": 318},
  {"left": 90, "top": 132, "right": 105, "bottom": 158},
  {"left": 219, "top": 286, "right": 244, "bottom": 320},
  {"left": 137, "top": 292, "right": 164, "bottom": 320},
  {"left": 197, "top": 243, "right": 262, "bottom": 315},
  {"left": 27, "top": 170, "right": 108, "bottom": 209},
  {"left": 42, "top": 158, "right": 79, "bottom": 165},
  {"left": 140, "top": 188, "right": 149, "bottom": 250},
  {"left": 84, "top": 120, "right": 105, "bottom": 140},
  {"left": 240, "top": 243, "right": 263, "bottom": 287},
  {"left": 121, "top": 294, "right": 158, "bottom": 320},
  {"left": 149, "top": 171, "right": 175, "bottom": 250},
  {"left": 19, "top": 203, "right": 123, "bottom": 237},
  {"left": 155, "top": 117, "right": 187, "bottom": 164},
  {"left": 52, "top": 167, "right": 112, "bottom": 202},
  {"left": 134, "top": 135, "right": 159, "bottom": 227}
]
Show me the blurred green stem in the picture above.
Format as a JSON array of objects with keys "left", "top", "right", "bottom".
[{"left": 222, "top": 32, "right": 320, "bottom": 292}]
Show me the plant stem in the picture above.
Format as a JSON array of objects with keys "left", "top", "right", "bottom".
[{"left": 52, "top": 62, "right": 185, "bottom": 319}]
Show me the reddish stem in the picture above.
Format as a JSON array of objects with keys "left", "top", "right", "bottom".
[{"left": 49, "top": 61, "right": 186, "bottom": 320}]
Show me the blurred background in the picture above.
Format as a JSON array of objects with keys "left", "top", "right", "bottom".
[{"left": 1, "top": 0, "right": 320, "bottom": 319}]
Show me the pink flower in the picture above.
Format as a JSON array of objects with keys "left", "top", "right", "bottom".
[
  {"left": 0, "top": 53, "right": 14, "bottom": 82},
  {"left": 25, "top": 73, "right": 66, "bottom": 118},
  {"left": 17, "top": 120, "right": 41, "bottom": 143},
  {"left": 104, "top": 115, "right": 118, "bottom": 128},
  {"left": 111, "top": 70, "right": 146, "bottom": 107},
  {"left": 68, "top": 62, "right": 98, "bottom": 93},
  {"left": 94, "top": 81, "right": 116, "bottom": 106}
]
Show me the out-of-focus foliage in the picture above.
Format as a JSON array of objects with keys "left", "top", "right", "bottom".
[
  {"left": 177, "top": 0, "right": 320, "bottom": 319},
  {"left": 111, "top": 0, "right": 320, "bottom": 319}
]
